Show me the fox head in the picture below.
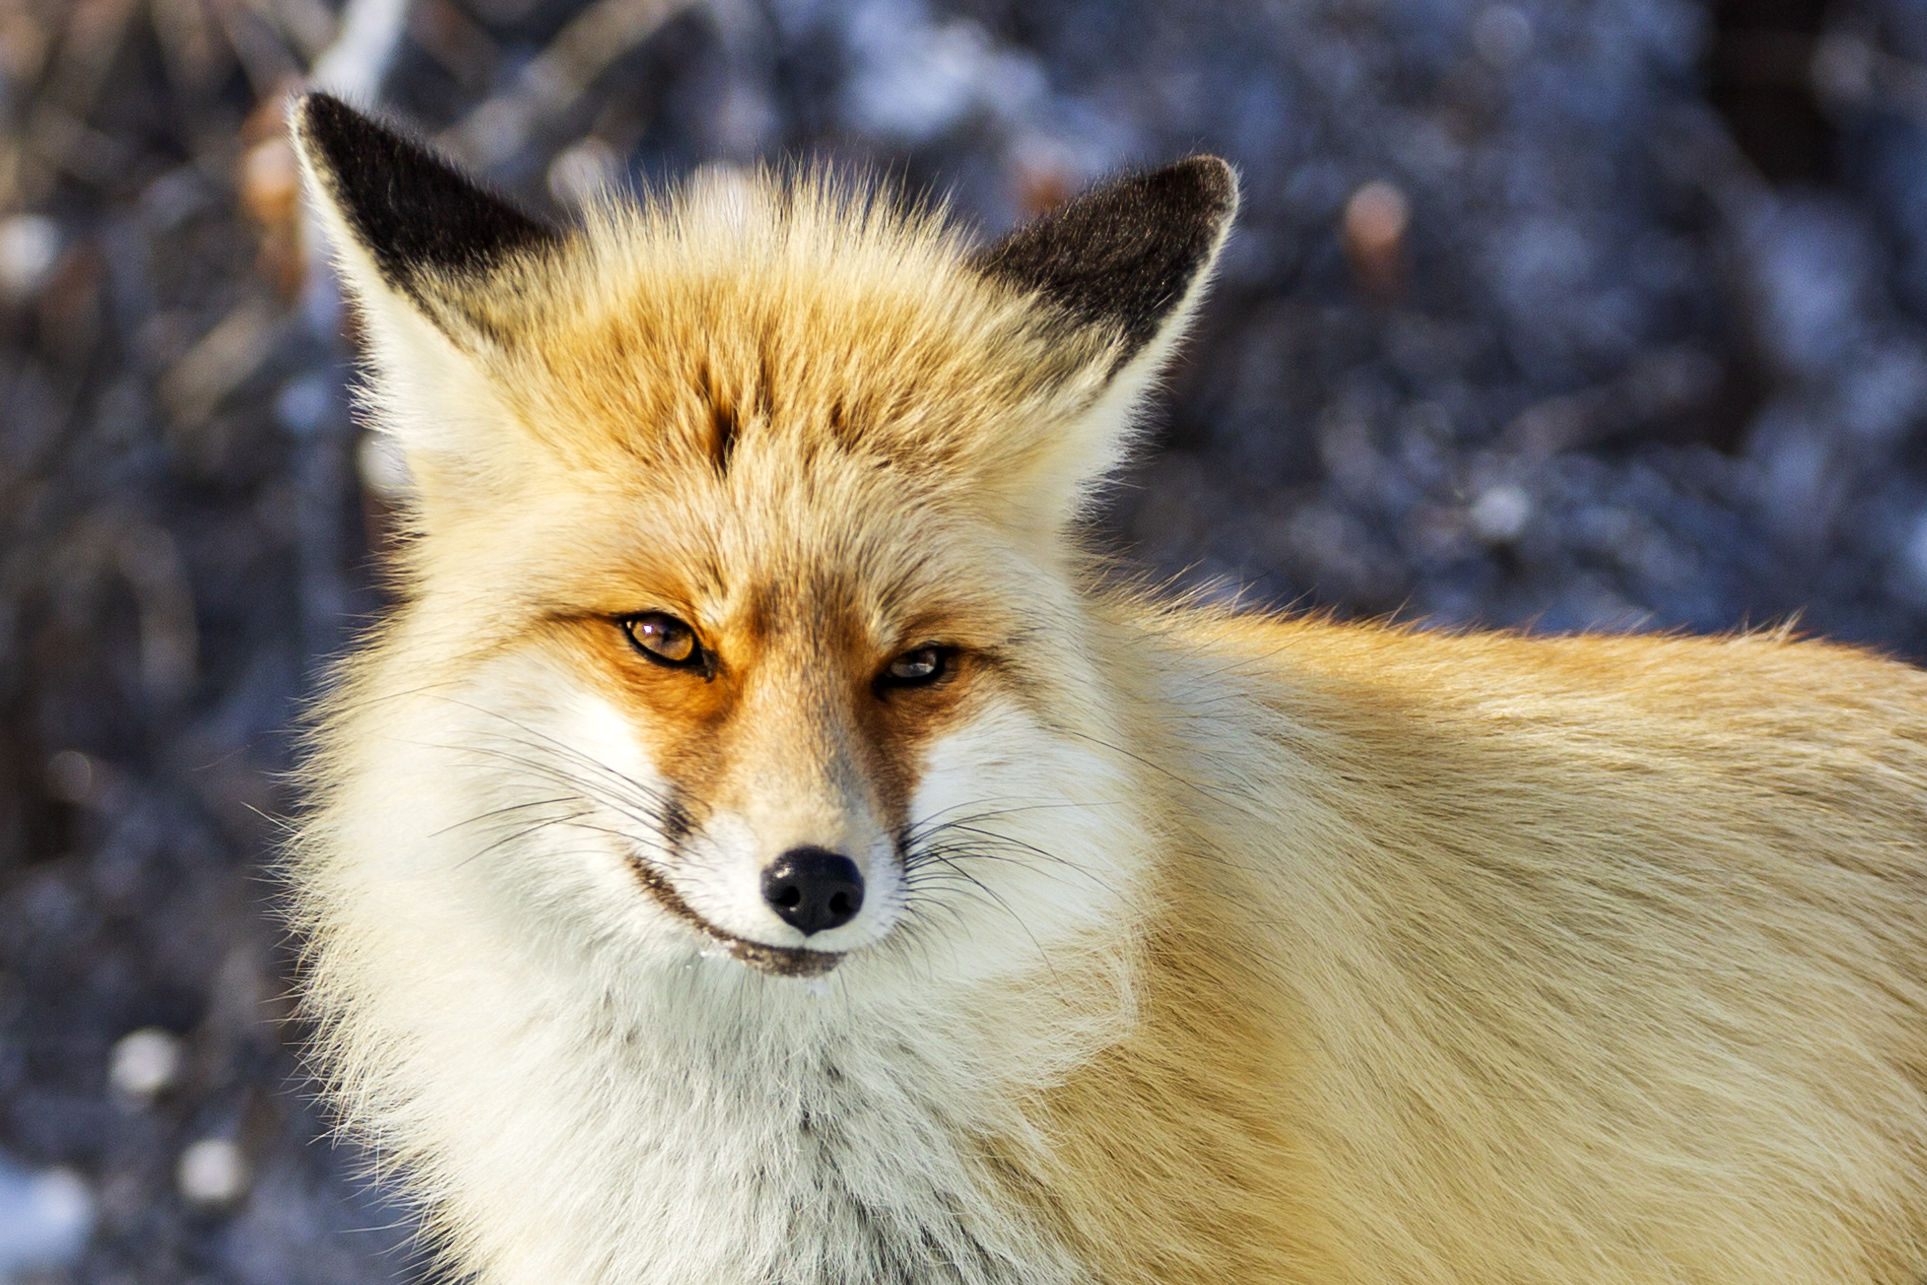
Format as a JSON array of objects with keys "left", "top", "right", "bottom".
[{"left": 294, "top": 94, "right": 1235, "bottom": 988}]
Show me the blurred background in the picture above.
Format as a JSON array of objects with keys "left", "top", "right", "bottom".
[{"left": 4, "top": 0, "right": 1927, "bottom": 1277}]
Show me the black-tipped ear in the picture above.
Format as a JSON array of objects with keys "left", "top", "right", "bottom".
[
  {"left": 972, "top": 156, "right": 1237, "bottom": 363},
  {"left": 293, "top": 92, "right": 559, "bottom": 314}
]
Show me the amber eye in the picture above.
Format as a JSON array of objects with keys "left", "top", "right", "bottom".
[
  {"left": 621, "top": 613, "right": 705, "bottom": 670},
  {"left": 879, "top": 645, "right": 951, "bottom": 689}
]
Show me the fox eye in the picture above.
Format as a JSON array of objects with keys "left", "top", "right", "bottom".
[
  {"left": 622, "top": 613, "right": 704, "bottom": 669},
  {"left": 880, "top": 645, "right": 951, "bottom": 689}
]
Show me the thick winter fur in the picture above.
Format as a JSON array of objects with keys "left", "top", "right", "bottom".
[{"left": 288, "top": 93, "right": 1927, "bottom": 1284}]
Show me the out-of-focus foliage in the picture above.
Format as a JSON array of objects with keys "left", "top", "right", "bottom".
[{"left": 2, "top": 0, "right": 1925, "bottom": 1278}]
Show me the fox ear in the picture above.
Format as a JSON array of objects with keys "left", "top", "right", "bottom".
[
  {"left": 292, "top": 92, "right": 560, "bottom": 346},
  {"left": 292, "top": 93, "right": 564, "bottom": 515},
  {"left": 974, "top": 157, "right": 1237, "bottom": 368},
  {"left": 970, "top": 157, "right": 1237, "bottom": 525}
]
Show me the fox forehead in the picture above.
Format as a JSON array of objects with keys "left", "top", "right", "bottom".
[
  {"left": 476, "top": 179, "right": 1110, "bottom": 483},
  {"left": 396, "top": 181, "right": 1106, "bottom": 631},
  {"left": 473, "top": 433, "right": 1031, "bottom": 638}
]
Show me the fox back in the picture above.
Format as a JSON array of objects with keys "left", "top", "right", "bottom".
[{"left": 289, "top": 93, "right": 1927, "bottom": 1284}]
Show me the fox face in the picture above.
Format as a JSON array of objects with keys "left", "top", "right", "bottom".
[
  {"left": 512, "top": 456, "right": 1111, "bottom": 978},
  {"left": 294, "top": 95, "right": 1235, "bottom": 987}
]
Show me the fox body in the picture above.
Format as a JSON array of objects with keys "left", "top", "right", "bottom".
[{"left": 290, "top": 93, "right": 1927, "bottom": 1283}]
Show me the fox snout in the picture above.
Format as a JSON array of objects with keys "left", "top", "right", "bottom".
[
  {"left": 640, "top": 711, "right": 902, "bottom": 969},
  {"left": 761, "top": 847, "right": 865, "bottom": 935}
]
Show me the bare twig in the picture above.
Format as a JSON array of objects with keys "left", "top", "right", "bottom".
[
  {"left": 443, "top": 0, "right": 704, "bottom": 168},
  {"left": 160, "top": 297, "right": 289, "bottom": 428},
  {"left": 294, "top": 0, "right": 413, "bottom": 338},
  {"left": 284, "top": 0, "right": 416, "bottom": 667},
  {"left": 1812, "top": 25, "right": 1927, "bottom": 126},
  {"left": 306, "top": 0, "right": 411, "bottom": 103}
]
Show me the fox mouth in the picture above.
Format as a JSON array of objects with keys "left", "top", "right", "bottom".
[{"left": 629, "top": 858, "right": 843, "bottom": 979}]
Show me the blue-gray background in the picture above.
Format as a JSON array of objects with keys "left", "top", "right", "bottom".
[{"left": 3, "top": 0, "right": 1924, "bottom": 1277}]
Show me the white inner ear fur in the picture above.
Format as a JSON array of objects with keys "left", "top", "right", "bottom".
[
  {"left": 295, "top": 146, "right": 532, "bottom": 516},
  {"left": 348, "top": 292, "right": 534, "bottom": 512},
  {"left": 989, "top": 245, "right": 1232, "bottom": 538}
]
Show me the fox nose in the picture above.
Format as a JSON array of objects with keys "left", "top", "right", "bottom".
[{"left": 762, "top": 847, "right": 864, "bottom": 935}]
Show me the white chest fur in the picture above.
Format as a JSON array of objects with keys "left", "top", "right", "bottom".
[
  {"left": 309, "top": 652, "right": 1141, "bottom": 1283},
  {"left": 368, "top": 948, "right": 1089, "bottom": 1283}
]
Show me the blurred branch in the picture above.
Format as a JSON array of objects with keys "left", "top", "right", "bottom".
[
  {"left": 40, "top": 0, "right": 142, "bottom": 120},
  {"left": 295, "top": 0, "right": 413, "bottom": 338},
  {"left": 250, "top": 0, "right": 340, "bottom": 65},
  {"left": 209, "top": 0, "right": 304, "bottom": 98},
  {"left": 159, "top": 297, "right": 288, "bottom": 428},
  {"left": 115, "top": 526, "right": 199, "bottom": 706},
  {"left": 1812, "top": 25, "right": 1927, "bottom": 126},
  {"left": 14, "top": 0, "right": 141, "bottom": 202},
  {"left": 281, "top": 0, "right": 415, "bottom": 676},
  {"left": 443, "top": 0, "right": 705, "bottom": 168},
  {"left": 307, "top": 0, "right": 411, "bottom": 102}
]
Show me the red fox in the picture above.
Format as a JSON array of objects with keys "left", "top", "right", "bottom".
[{"left": 288, "top": 91, "right": 1927, "bottom": 1283}]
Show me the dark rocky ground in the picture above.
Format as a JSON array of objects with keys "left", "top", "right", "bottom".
[{"left": 4, "top": 0, "right": 1927, "bottom": 1278}]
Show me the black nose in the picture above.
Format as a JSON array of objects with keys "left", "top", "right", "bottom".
[{"left": 761, "top": 847, "right": 864, "bottom": 935}]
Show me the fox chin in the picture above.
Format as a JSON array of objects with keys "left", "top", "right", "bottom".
[{"left": 287, "top": 91, "right": 1927, "bottom": 1285}]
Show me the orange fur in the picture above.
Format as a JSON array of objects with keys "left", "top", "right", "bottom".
[{"left": 992, "top": 615, "right": 1927, "bottom": 1282}]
